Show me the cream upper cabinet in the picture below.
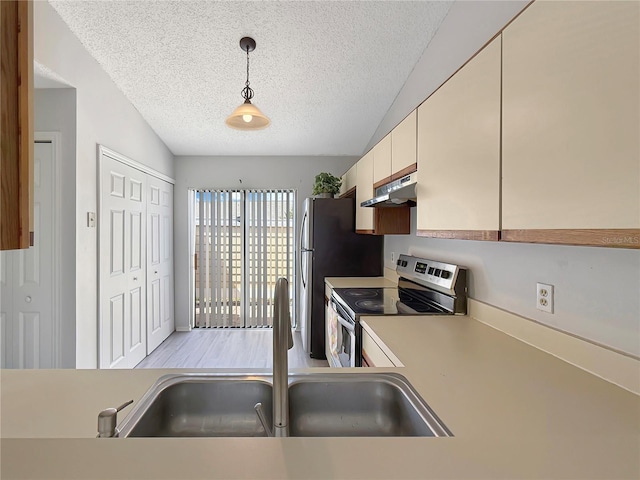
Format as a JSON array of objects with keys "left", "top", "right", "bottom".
[
  {"left": 372, "top": 134, "right": 392, "bottom": 187},
  {"left": 355, "top": 151, "right": 374, "bottom": 232},
  {"left": 416, "top": 36, "right": 501, "bottom": 239},
  {"left": 339, "top": 163, "right": 357, "bottom": 197},
  {"left": 391, "top": 110, "right": 417, "bottom": 176},
  {"left": 502, "top": 1, "right": 640, "bottom": 244}
]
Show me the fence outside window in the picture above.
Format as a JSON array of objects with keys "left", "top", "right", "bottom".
[{"left": 193, "top": 189, "right": 296, "bottom": 328}]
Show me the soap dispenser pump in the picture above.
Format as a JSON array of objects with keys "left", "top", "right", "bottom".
[{"left": 97, "top": 400, "right": 133, "bottom": 438}]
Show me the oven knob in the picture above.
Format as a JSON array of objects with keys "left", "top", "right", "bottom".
[
  {"left": 434, "top": 268, "right": 442, "bottom": 277},
  {"left": 401, "top": 260, "right": 408, "bottom": 267},
  {"left": 396, "top": 258, "right": 402, "bottom": 265},
  {"left": 440, "top": 270, "right": 451, "bottom": 279}
]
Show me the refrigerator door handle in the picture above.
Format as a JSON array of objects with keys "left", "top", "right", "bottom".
[
  {"left": 300, "top": 210, "right": 308, "bottom": 252},
  {"left": 300, "top": 198, "right": 313, "bottom": 252}
]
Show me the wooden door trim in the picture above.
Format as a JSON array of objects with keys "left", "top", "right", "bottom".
[
  {"left": 501, "top": 229, "right": 640, "bottom": 249},
  {"left": 361, "top": 349, "right": 373, "bottom": 368},
  {"left": 371, "top": 164, "right": 418, "bottom": 191},
  {"left": 373, "top": 176, "right": 394, "bottom": 190},
  {"left": 339, "top": 186, "right": 356, "bottom": 199},
  {"left": 417, "top": 229, "right": 500, "bottom": 241},
  {"left": 391, "top": 163, "right": 418, "bottom": 181},
  {"left": 19, "top": 0, "right": 34, "bottom": 244}
]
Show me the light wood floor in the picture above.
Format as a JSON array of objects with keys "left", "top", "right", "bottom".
[{"left": 135, "top": 329, "right": 328, "bottom": 369}]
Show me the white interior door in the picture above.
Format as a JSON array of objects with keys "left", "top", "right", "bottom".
[
  {"left": 0, "top": 141, "right": 55, "bottom": 368},
  {"left": 99, "top": 155, "right": 147, "bottom": 369},
  {"left": 0, "top": 253, "right": 12, "bottom": 367},
  {"left": 146, "top": 177, "right": 174, "bottom": 353}
]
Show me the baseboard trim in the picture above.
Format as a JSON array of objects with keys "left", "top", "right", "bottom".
[
  {"left": 175, "top": 327, "right": 192, "bottom": 332},
  {"left": 468, "top": 299, "right": 640, "bottom": 395}
]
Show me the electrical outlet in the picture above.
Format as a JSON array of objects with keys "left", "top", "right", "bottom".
[
  {"left": 536, "top": 283, "right": 554, "bottom": 313},
  {"left": 391, "top": 252, "right": 396, "bottom": 262}
]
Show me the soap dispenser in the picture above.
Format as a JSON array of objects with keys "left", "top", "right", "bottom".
[{"left": 97, "top": 400, "right": 133, "bottom": 438}]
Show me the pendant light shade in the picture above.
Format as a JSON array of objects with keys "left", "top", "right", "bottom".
[
  {"left": 226, "top": 37, "right": 270, "bottom": 131},
  {"left": 226, "top": 100, "right": 270, "bottom": 130}
]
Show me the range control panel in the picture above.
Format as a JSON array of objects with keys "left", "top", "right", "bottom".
[{"left": 395, "top": 254, "right": 466, "bottom": 295}]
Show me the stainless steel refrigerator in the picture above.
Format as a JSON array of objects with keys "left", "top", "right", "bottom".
[{"left": 299, "top": 197, "right": 383, "bottom": 358}]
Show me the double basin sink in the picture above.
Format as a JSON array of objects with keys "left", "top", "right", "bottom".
[{"left": 116, "top": 373, "right": 451, "bottom": 438}]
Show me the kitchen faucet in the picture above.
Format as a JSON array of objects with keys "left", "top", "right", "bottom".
[{"left": 254, "top": 277, "right": 293, "bottom": 437}]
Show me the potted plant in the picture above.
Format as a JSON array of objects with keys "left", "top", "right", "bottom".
[{"left": 312, "top": 172, "right": 342, "bottom": 198}]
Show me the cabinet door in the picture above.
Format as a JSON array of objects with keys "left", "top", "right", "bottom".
[
  {"left": 416, "top": 37, "right": 501, "bottom": 240},
  {"left": 362, "top": 328, "right": 394, "bottom": 367},
  {"left": 502, "top": 1, "right": 639, "bottom": 248},
  {"left": 391, "top": 110, "right": 417, "bottom": 177},
  {"left": 372, "top": 134, "right": 392, "bottom": 187},
  {"left": 0, "top": 1, "right": 33, "bottom": 250},
  {"left": 355, "top": 152, "right": 374, "bottom": 232},
  {"left": 345, "top": 164, "right": 356, "bottom": 192},
  {"left": 339, "top": 163, "right": 357, "bottom": 197}
]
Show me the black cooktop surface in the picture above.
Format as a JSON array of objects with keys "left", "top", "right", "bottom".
[{"left": 333, "top": 286, "right": 448, "bottom": 318}]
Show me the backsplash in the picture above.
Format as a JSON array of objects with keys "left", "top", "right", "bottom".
[{"left": 384, "top": 209, "right": 640, "bottom": 357}]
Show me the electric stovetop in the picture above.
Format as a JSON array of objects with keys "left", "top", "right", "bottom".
[{"left": 332, "top": 286, "right": 448, "bottom": 319}]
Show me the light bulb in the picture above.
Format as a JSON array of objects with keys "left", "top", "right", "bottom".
[{"left": 242, "top": 114, "right": 253, "bottom": 123}]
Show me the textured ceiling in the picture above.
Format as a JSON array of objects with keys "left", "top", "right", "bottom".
[{"left": 48, "top": 1, "right": 453, "bottom": 156}]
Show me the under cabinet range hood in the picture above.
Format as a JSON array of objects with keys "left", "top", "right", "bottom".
[{"left": 361, "top": 173, "right": 417, "bottom": 208}]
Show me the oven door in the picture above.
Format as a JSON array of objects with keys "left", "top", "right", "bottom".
[{"left": 327, "top": 297, "right": 357, "bottom": 368}]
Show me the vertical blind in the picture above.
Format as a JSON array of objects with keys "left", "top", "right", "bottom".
[{"left": 194, "top": 189, "right": 295, "bottom": 328}]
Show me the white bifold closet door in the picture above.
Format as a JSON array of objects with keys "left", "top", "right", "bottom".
[
  {"left": 146, "top": 177, "right": 174, "bottom": 353},
  {"left": 99, "top": 156, "right": 148, "bottom": 369},
  {"left": 99, "top": 150, "right": 175, "bottom": 369}
]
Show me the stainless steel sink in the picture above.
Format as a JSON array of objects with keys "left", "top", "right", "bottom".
[
  {"left": 117, "top": 373, "right": 450, "bottom": 438},
  {"left": 118, "top": 375, "right": 273, "bottom": 437},
  {"left": 288, "top": 373, "right": 449, "bottom": 437}
]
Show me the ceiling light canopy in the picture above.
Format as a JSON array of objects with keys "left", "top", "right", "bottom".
[{"left": 226, "top": 37, "right": 270, "bottom": 131}]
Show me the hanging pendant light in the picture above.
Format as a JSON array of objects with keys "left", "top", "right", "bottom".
[{"left": 226, "top": 37, "right": 270, "bottom": 130}]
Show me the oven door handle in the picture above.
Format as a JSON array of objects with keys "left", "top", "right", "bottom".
[{"left": 336, "top": 314, "right": 355, "bottom": 333}]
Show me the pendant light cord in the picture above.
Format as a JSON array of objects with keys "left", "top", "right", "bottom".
[
  {"left": 242, "top": 46, "right": 254, "bottom": 101},
  {"left": 246, "top": 47, "right": 250, "bottom": 88}
]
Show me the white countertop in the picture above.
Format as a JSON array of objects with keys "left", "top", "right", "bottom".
[{"left": 2, "top": 314, "right": 639, "bottom": 479}]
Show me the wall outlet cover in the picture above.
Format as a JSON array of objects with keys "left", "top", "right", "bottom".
[{"left": 536, "top": 282, "right": 554, "bottom": 313}]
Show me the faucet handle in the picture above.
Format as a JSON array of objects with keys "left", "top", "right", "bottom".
[{"left": 254, "top": 402, "right": 273, "bottom": 437}]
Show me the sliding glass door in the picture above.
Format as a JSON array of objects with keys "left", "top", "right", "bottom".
[{"left": 193, "top": 189, "right": 295, "bottom": 328}]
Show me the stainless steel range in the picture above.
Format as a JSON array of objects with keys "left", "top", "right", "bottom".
[{"left": 327, "top": 254, "right": 468, "bottom": 368}]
